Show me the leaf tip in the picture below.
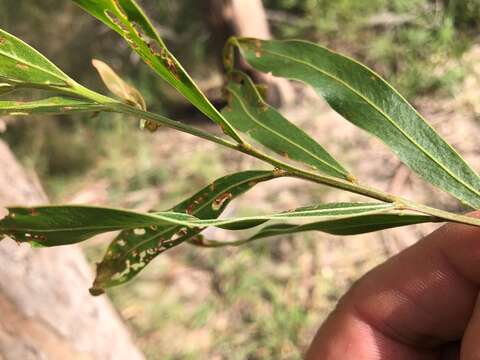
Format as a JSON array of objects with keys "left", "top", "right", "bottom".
[
  {"left": 91, "top": 58, "right": 101, "bottom": 68},
  {"left": 89, "top": 286, "right": 105, "bottom": 296}
]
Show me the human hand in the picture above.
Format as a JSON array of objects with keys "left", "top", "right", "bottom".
[{"left": 306, "top": 219, "right": 480, "bottom": 359}]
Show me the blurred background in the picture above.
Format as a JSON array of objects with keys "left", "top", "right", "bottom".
[{"left": 1, "top": 0, "right": 480, "bottom": 358}]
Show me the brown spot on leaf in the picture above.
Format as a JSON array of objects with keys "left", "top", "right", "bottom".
[
  {"left": 16, "top": 63, "right": 29, "bottom": 70},
  {"left": 186, "top": 196, "right": 204, "bottom": 214},
  {"left": 141, "top": 119, "right": 161, "bottom": 132},
  {"left": 273, "top": 168, "right": 287, "bottom": 177},
  {"left": 158, "top": 48, "right": 179, "bottom": 79},
  {"left": 170, "top": 228, "right": 189, "bottom": 242},
  {"left": 131, "top": 22, "right": 145, "bottom": 41},
  {"left": 258, "top": 101, "right": 268, "bottom": 112},
  {"left": 147, "top": 41, "right": 161, "bottom": 56},
  {"left": 178, "top": 228, "right": 188, "bottom": 237},
  {"left": 165, "top": 57, "right": 179, "bottom": 79},
  {"left": 346, "top": 174, "right": 357, "bottom": 183},
  {"left": 189, "top": 235, "right": 205, "bottom": 246},
  {"left": 33, "top": 234, "right": 46, "bottom": 241},
  {"left": 212, "top": 192, "right": 233, "bottom": 211},
  {"left": 255, "top": 39, "right": 262, "bottom": 58},
  {"left": 28, "top": 208, "right": 39, "bottom": 216}
]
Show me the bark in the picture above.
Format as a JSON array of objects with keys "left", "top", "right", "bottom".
[
  {"left": 0, "top": 141, "right": 144, "bottom": 360},
  {"left": 229, "top": 0, "right": 272, "bottom": 38}
]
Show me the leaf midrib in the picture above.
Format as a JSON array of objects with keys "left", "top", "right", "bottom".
[
  {"left": 187, "top": 203, "right": 394, "bottom": 226},
  {"left": 0, "top": 52, "right": 67, "bottom": 85},
  {"left": 0, "top": 98, "right": 103, "bottom": 111},
  {"left": 261, "top": 214, "right": 433, "bottom": 234},
  {"left": 0, "top": 224, "right": 132, "bottom": 233},
  {"left": 3, "top": 203, "right": 393, "bottom": 235},
  {"left": 228, "top": 87, "right": 347, "bottom": 177},
  {"left": 257, "top": 47, "right": 480, "bottom": 200},
  {"left": 210, "top": 207, "right": 407, "bottom": 245}
]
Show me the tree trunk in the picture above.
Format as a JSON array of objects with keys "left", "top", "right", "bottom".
[
  {"left": 205, "top": 0, "right": 294, "bottom": 106},
  {"left": 229, "top": 0, "right": 272, "bottom": 38},
  {"left": 0, "top": 141, "right": 144, "bottom": 360}
]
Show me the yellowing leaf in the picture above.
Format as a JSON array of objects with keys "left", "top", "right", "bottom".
[
  {"left": 92, "top": 58, "right": 159, "bottom": 131},
  {"left": 91, "top": 59, "right": 145, "bottom": 110}
]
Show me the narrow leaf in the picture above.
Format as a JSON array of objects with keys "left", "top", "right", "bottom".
[
  {"left": 0, "top": 202, "right": 395, "bottom": 247},
  {"left": 72, "top": 0, "right": 243, "bottom": 142},
  {"left": 179, "top": 202, "right": 397, "bottom": 229},
  {"left": 91, "top": 170, "right": 276, "bottom": 293},
  {"left": 191, "top": 213, "right": 438, "bottom": 248},
  {"left": 224, "top": 71, "right": 351, "bottom": 179},
  {"left": 0, "top": 97, "right": 107, "bottom": 115},
  {"left": 154, "top": 202, "right": 397, "bottom": 230},
  {"left": 0, "top": 28, "right": 73, "bottom": 88},
  {"left": 231, "top": 38, "right": 480, "bottom": 208},
  {"left": 0, "top": 206, "right": 187, "bottom": 246}
]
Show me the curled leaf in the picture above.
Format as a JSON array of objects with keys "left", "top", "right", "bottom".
[
  {"left": 92, "top": 59, "right": 145, "bottom": 110},
  {"left": 191, "top": 212, "right": 438, "bottom": 247},
  {"left": 91, "top": 58, "right": 155, "bottom": 130}
]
